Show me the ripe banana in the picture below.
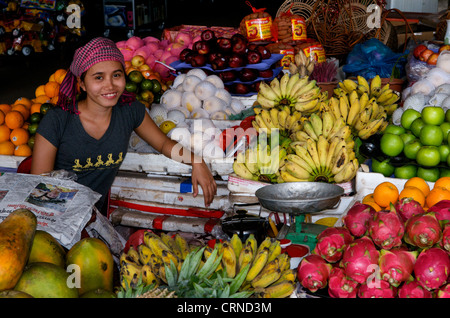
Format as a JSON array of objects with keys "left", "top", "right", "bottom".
[
  {"left": 260, "top": 280, "right": 296, "bottom": 298},
  {"left": 251, "top": 259, "right": 282, "bottom": 288},
  {"left": 141, "top": 264, "right": 160, "bottom": 287},
  {"left": 221, "top": 242, "right": 237, "bottom": 278},
  {"left": 309, "top": 112, "right": 323, "bottom": 137},
  {"left": 238, "top": 246, "right": 254, "bottom": 273},
  {"left": 246, "top": 247, "right": 269, "bottom": 281},
  {"left": 233, "top": 161, "right": 259, "bottom": 181},
  {"left": 370, "top": 75, "right": 382, "bottom": 97},
  {"left": 230, "top": 233, "right": 243, "bottom": 261}
]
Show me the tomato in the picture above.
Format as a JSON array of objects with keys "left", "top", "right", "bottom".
[
  {"left": 380, "top": 133, "right": 404, "bottom": 157},
  {"left": 401, "top": 109, "right": 421, "bottom": 130},
  {"left": 421, "top": 106, "right": 445, "bottom": 126},
  {"left": 419, "top": 124, "right": 443, "bottom": 146},
  {"left": 416, "top": 146, "right": 441, "bottom": 167}
]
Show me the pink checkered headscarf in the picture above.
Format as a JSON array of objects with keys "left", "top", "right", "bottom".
[{"left": 57, "top": 37, "right": 135, "bottom": 113}]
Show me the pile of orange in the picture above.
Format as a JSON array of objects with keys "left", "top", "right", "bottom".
[
  {"left": 33, "top": 68, "right": 67, "bottom": 107},
  {"left": 363, "top": 176, "right": 450, "bottom": 212}
]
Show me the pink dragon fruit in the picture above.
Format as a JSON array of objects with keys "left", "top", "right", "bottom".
[
  {"left": 379, "top": 249, "right": 418, "bottom": 287},
  {"left": 414, "top": 247, "right": 450, "bottom": 291},
  {"left": 313, "top": 227, "right": 353, "bottom": 263},
  {"left": 427, "top": 199, "right": 450, "bottom": 225},
  {"left": 404, "top": 212, "right": 442, "bottom": 248},
  {"left": 343, "top": 202, "right": 376, "bottom": 237},
  {"left": 357, "top": 280, "right": 397, "bottom": 298},
  {"left": 397, "top": 279, "right": 433, "bottom": 298},
  {"left": 327, "top": 267, "right": 359, "bottom": 298},
  {"left": 368, "top": 207, "right": 405, "bottom": 250},
  {"left": 297, "top": 254, "right": 332, "bottom": 293},
  {"left": 437, "top": 284, "right": 450, "bottom": 298},
  {"left": 440, "top": 224, "right": 450, "bottom": 253},
  {"left": 394, "top": 197, "right": 425, "bottom": 222},
  {"left": 341, "top": 236, "right": 380, "bottom": 284}
]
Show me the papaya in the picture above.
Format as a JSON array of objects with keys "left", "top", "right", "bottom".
[
  {"left": 14, "top": 262, "right": 78, "bottom": 298},
  {"left": 66, "top": 237, "right": 114, "bottom": 295},
  {"left": 0, "top": 290, "right": 33, "bottom": 298},
  {"left": 80, "top": 288, "right": 117, "bottom": 298},
  {"left": 28, "top": 230, "right": 66, "bottom": 268},
  {"left": 0, "top": 208, "right": 37, "bottom": 291}
]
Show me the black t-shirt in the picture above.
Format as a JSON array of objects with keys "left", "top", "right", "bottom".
[{"left": 36, "top": 101, "right": 146, "bottom": 209}]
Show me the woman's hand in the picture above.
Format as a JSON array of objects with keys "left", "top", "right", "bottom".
[{"left": 191, "top": 161, "right": 217, "bottom": 207}]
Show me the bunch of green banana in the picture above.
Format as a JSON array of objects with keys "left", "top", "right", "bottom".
[
  {"left": 324, "top": 89, "right": 388, "bottom": 140},
  {"left": 288, "top": 49, "right": 315, "bottom": 78},
  {"left": 280, "top": 135, "right": 358, "bottom": 184},
  {"left": 335, "top": 75, "right": 400, "bottom": 116},
  {"left": 257, "top": 72, "right": 322, "bottom": 113}
]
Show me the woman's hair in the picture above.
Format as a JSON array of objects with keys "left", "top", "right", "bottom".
[{"left": 57, "top": 37, "right": 134, "bottom": 113}]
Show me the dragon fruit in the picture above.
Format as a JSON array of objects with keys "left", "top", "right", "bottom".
[
  {"left": 404, "top": 212, "right": 442, "bottom": 248},
  {"left": 427, "top": 199, "right": 450, "bottom": 225},
  {"left": 341, "top": 236, "right": 380, "bottom": 284},
  {"left": 440, "top": 224, "right": 450, "bottom": 253},
  {"left": 368, "top": 207, "right": 405, "bottom": 250},
  {"left": 379, "top": 249, "right": 418, "bottom": 287},
  {"left": 327, "top": 267, "right": 359, "bottom": 298},
  {"left": 414, "top": 247, "right": 450, "bottom": 291},
  {"left": 313, "top": 227, "right": 353, "bottom": 263},
  {"left": 343, "top": 202, "right": 376, "bottom": 237},
  {"left": 297, "top": 254, "right": 332, "bottom": 293},
  {"left": 397, "top": 279, "right": 433, "bottom": 298},
  {"left": 437, "top": 284, "right": 450, "bottom": 298},
  {"left": 394, "top": 197, "right": 425, "bottom": 222},
  {"left": 357, "top": 280, "right": 397, "bottom": 298}
]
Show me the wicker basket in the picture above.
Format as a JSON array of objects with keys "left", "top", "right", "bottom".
[
  {"left": 276, "top": 0, "right": 319, "bottom": 22},
  {"left": 436, "top": 10, "right": 450, "bottom": 42}
]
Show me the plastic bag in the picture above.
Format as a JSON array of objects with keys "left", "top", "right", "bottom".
[{"left": 342, "top": 38, "right": 407, "bottom": 79}]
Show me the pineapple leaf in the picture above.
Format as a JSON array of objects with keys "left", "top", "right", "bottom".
[
  {"left": 188, "top": 246, "right": 206, "bottom": 278},
  {"left": 219, "top": 284, "right": 230, "bottom": 298},
  {"left": 229, "top": 291, "right": 254, "bottom": 298},
  {"left": 230, "top": 263, "right": 250, "bottom": 294},
  {"left": 165, "top": 261, "right": 178, "bottom": 287}
]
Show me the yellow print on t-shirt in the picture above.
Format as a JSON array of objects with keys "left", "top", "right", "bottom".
[{"left": 72, "top": 152, "right": 123, "bottom": 171}]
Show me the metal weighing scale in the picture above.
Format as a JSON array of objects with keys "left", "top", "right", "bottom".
[{"left": 255, "top": 182, "right": 345, "bottom": 251}]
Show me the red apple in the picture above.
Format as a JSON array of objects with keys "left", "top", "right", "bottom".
[
  {"left": 219, "top": 70, "right": 237, "bottom": 82},
  {"left": 239, "top": 68, "right": 259, "bottom": 82},
  {"left": 259, "top": 68, "right": 274, "bottom": 78},
  {"left": 179, "top": 48, "right": 193, "bottom": 62},
  {"left": 413, "top": 44, "right": 427, "bottom": 59},
  {"left": 427, "top": 53, "right": 439, "bottom": 65},
  {"left": 233, "top": 83, "right": 251, "bottom": 95},
  {"left": 201, "top": 29, "right": 216, "bottom": 42},
  {"left": 211, "top": 56, "right": 228, "bottom": 70},
  {"left": 419, "top": 49, "right": 433, "bottom": 62},
  {"left": 246, "top": 50, "right": 262, "bottom": 64},
  {"left": 216, "top": 37, "right": 232, "bottom": 53},
  {"left": 256, "top": 45, "right": 271, "bottom": 60},
  {"left": 228, "top": 53, "right": 246, "bottom": 68},
  {"left": 189, "top": 52, "right": 207, "bottom": 67},
  {"left": 439, "top": 45, "right": 450, "bottom": 53}
]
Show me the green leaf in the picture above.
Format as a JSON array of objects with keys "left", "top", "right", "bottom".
[
  {"left": 193, "top": 282, "right": 206, "bottom": 298},
  {"left": 197, "top": 246, "right": 219, "bottom": 279},
  {"left": 165, "top": 262, "right": 177, "bottom": 287},
  {"left": 177, "top": 250, "right": 192, "bottom": 282},
  {"left": 230, "top": 263, "right": 250, "bottom": 294},
  {"left": 219, "top": 284, "right": 230, "bottom": 298},
  {"left": 229, "top": 291, "right": 254, "bottom": 298},
  {"left": 188, "top": 246, "right": 206, "bottom": 278}
]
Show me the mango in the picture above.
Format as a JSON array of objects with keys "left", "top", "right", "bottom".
[{"left": 28, "top": 230, "right": 66, "bottom": 268}]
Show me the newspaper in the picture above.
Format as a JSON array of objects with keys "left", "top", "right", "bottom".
[{"left": 0, "top": 172, "right": 101, "bottom": 249}]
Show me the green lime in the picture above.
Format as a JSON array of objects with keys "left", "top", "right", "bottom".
[
  {"left": 128, "top": 70, "right": 144, "bottom": 84},
  {"left": 125, "top": 81, "right": 138, "bottom": 93},
  {"left": 151, "top": 79, "right": 162, "bottom": 93},
  {"left": 27, "top": 134, "right": 35, "bottom": 149},
  {"left": 141, "top": 79, "right": 154, "bottom": 91},
  {"left": 40, "top": 103, "right": 52, "bottom": 115},
  {"left": 417, "top": 166, "right": 440, "bottom": 182},
  {"left": 139, "top": 90, "right": 154, "bottom": 103},
  {"left": 394, "top": 164, "right": 417, "bottom": 179},
  {"left": 28, "top": 123, "right": 39, "bottom": 135},
  {"left": 29, "top": 112, "right": 42, "bottom": 124}
]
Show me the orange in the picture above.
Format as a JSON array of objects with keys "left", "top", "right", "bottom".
[
  {"left": 425, "top": 186, "right": 450, "bottom": 208},
  {"left": 433, "top": 177, "right": 450, "bottom": 191},
  {"left": 399, "top": 186, "right": 426, "bottom": 207},
  {"left": 44, "top": 81, "right": 60, "bottom": 98},
  {"left": 51, "top": 95, "right": 59, "bottom": 105},
  {"left": 0, "top": 110, "right": 4, "bottom": 126},
  {"left": 373, "top": 181, "right": 399, "bottom": 208},
  {"left": 0, "top": 104, "right": 11, "bottom": 115},
  {"left": 5, "top": 111, "right": 24, "bottom": 130},
  {"left": 11, "top": 104, "right": 30, "bottom": 121},
  {"left": 0, "top": 125, "right": 11, "bottom": 142},
  {"left": 49, "top": 73, "right": 55, "bottom": 82},
  {"left": 54, "top": 69, "right": 67, "bottom": 84},
  {"left": 34, "top": 95, "right": 52, "bottom": 104},
  {"left": 10, "top": 128, "right": 29, "bottom": 146},
  {"left": 14, "top": 144, "right": 32, "bottom": 157},
  {"left": 404, "top": 177, "right": 430, "bottom": 197},
  {"left": 30, "top": 103, "right": 42, "bottom": 115},
  {"left": 35, "top": 85, "right": 46, "bottom": 98},
  {"left": 361, "top": 193, "right": 382, "bottom": 211},
  {"left": 124, "top": 60, "right": 132, "bottom": 69},
  {"left": 13, "top": 97, "right": 32, "bottom": 109},
  {"left": 0, "top": 140, "right": 15, "bottom": 155}
]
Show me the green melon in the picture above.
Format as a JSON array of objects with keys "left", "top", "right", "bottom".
[{"left": 14, "top": 262, "right": 78, "bottom": 298}]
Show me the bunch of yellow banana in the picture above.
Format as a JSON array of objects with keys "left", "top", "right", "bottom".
[
  {"left": 257, "top": 72, "right": 322, "bottom": 113},
  {"left": 335, "top": 75, "right": 400, "bottom": 116},
  {"left": 119, "top": 232, "right": 191, "bottom": 289},
  {"left": 288, "top": 49, "right": 315, "bottom": 78},
  {"left": 324, "top": 89, "right": 388, "bottom": 140},
  {"left": 252, "top": 106, "right": 306, "bottom": 137},
  {"left": 280, "top": 135, "right": 358, "bottom": 184}
]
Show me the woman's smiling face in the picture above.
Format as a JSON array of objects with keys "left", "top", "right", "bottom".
[{"left": 79, "top": 60, "right": 126, "bottom": 108}]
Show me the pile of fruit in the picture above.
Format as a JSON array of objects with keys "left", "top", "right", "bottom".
[
  {"left": 232, "top": 73, "right": 394, "bottom": 184},
  {"left": 413, "top": 43, "right": 450, "bottom": 66},
  {"left": 298, "top": 177, "right": 450, "bottom": 298},
  {"left": 369, "top": 105, "right": 450, "bottom": 182},
  {"left": 0, "top": 208, "right": 116, "bottom": 298},
  {"left": 118, "top": 232, "right": 297, "bottom": 298}
]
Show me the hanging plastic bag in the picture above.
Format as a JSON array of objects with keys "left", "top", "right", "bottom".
[{"left": 342, "top": 38, "right": 407, "bottom": 79}]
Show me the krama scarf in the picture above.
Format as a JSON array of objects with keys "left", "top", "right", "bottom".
[{"left": 57, "top": 37, "right": 135, "bottom": 114}]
